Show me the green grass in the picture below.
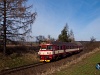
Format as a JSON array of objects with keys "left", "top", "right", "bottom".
[{"left": 51, "top": 50, "right": 100, "bottom": 75}]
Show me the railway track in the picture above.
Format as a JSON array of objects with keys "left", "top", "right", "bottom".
[{"left": 0, "top": 62, "right": 45, "bottom": 75}]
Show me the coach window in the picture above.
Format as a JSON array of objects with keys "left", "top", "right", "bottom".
[
  {"left": 66, "top": 46, "right": 68, "bottom": 49},
  {"left": 57, "top": 46, "right": 59, "bottom": 50},
  {"left": 70, "top": 46, "right": 72, "bottom": 49},
  {"left": 66, "top": 46, "right": 67, "bottom": 49},
  {"left": 60, "top": 46, "right": 62, "bottom": 50}
]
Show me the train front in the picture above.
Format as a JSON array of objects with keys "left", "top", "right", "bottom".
[{"left": 38, "top": 43, "right": 54, "bottom": 62}]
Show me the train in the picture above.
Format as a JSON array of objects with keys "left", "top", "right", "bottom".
[{"left": 38, "top": 41, "right": 83, "bottom": 62}]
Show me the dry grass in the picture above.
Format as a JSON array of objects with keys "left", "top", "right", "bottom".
[
  {"left": 0, "top": 44, "right": 40, "bottom": 71},
  {"left": 0, "top": 52, "right": 39, "bottom": 71},
  {"left": 22, "top": 52, "right": 39, "bottom": 63}
]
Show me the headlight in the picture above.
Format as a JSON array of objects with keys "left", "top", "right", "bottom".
[
  {"left": 38, "top": 52, "right": 40, "bottom": 54},
  {"left": 47, "top": 52, "right": 51, "bottom": 54},
  {"left": 38, "top": 52, "right": 41, "bottom": 55}
]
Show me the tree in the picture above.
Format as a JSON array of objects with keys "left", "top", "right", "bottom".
[
  {"left": 58, "top": 23, "right": 69, "bottom": 42},
  {"left": 36, "top": 35, "right": 46, "bottom": 44},
  {"left": 69, "top": 29, "right": 75, "bottom": 42},
  {"left": 90, "top": 36, "right": 96, "bottom": 42},
  {"left": 47, "top": 35, "right": 55, "bottom": 42},
  {"left": 0, "top": 0, "right": 37, "bottom": 55}
]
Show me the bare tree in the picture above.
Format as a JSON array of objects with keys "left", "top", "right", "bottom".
[
  {"left": 36, "top": 35, "right": 46, "bottom": 44},
  {"left": 69, "top": 29, "right": 75, "bottom": 42},
  {"left": 90, "top": 36, "right": 96, "bottom": 42},
  {"left": 47, "top": 35, "right": 55, "bottom": 42},
  {"left": 0, "top": 0, "right": 37, "bottom": 55}
]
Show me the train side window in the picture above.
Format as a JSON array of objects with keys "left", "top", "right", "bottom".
[
  {"left": 63, "top": 45, "right": 65, "bottom": 50},
  {"left": 65, "top": 46, "right": 67, "bottom": 49},
  {"left": 65, "top": 46, "right": 66, "bottom": 49},
  {"left": 71, "top": 46, "right": 73, "bottom": 49},
  {"left": 68, "top": 46, "right": 69, "bottom": 49},
  {"left": 57, "top": 46, "right": 59, "bottom": 50},
  {"left": 60, "top": 46, "right": 62, "bottom": 50},
  {"left": 69, "top": 46, "right": 70, "bottom": 49},
  {"left": 66, "top": 46, "right": 67, "bottom": 49},
  {"left": 70, "top": 46, "right": 72, "bottom": 49},
  {"left": 66, "top": 46, "right": 69, "bottom": 49}
]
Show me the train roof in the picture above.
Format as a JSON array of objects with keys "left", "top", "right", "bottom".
[
  {"left": 74, "top": 42, "right": 83, "bottom": 46},
  {"left": 40, "top": 41, "right": 82, "bottom": 46}
]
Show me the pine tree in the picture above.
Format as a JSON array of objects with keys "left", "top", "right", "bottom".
[
  {"left": 58, "top": 24, "right": 69, "bottom": 42},
  {"left": 69, "top": 29, "right": 75, "bottom": 42}
]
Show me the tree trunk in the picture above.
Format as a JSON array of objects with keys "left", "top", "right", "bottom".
[{"left": 3, "top": 0, "right": 7, "bottom": 55}]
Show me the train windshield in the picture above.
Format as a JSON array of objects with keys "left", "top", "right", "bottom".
[
  {"left": 47, "top": 45, "right": 52, "bottom": 50},
  {"left": 40, "top": 45, "right": 52, "bottom": 50}
]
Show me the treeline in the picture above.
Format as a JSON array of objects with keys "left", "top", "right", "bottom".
[{"left": 35, "top": 23, "right": 75, "bottom": 43}]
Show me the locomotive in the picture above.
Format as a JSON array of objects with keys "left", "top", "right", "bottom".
[{"left": 38, "top": 41, "right": 83, "bottom": 62}]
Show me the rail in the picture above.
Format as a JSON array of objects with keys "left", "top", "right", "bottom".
[{"left": 0, "top": 62, "right": 45, "bottom": 75}]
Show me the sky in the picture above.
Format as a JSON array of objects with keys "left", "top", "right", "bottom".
[{"left": 27, "top": 0, "right": 100, "bottom": 41}]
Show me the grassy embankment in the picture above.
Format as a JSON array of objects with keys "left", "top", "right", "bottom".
[
  {"left": 51, "top": 49, "right": 100, "bottom": 75},
  {"left": 0, "top": 52, "right": 39, "bottom": 71},
  {"left": 0, "top": 45, "right": 40, "bottom": 72}
]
